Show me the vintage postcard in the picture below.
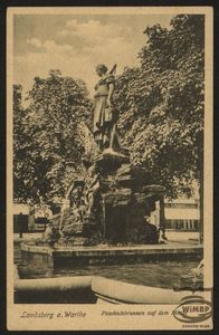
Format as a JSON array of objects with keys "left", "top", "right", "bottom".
[{"left": 7, "top": 6, "right": 213, "bottom": 331}]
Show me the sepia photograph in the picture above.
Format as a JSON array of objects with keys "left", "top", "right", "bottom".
[{"left": 7, "top": 6, "right": 213, "bottom": 331}]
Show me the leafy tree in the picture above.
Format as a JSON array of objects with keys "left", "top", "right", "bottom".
[
  {"left": 13, "top": 70, "right": 91, "bottom": 202},
  {"left": 114, "top": 14, "right": 204, "bottom": 200},
  {"left": 13, "top": 84, "right": 35, "bottom": 202}
]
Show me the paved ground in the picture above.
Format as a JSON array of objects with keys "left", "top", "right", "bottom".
[
  {"left": 14, "top": 232, "right": 42, "bottom": 240},
  {"left": 165, "top": 230, "right": 199, "bottom": 242},
  {"left": 14, "top": 230, "right": 200, "bottom": 246}
]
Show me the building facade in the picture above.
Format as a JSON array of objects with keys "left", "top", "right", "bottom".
[{"left": 164, "top": 199, "right": 200, "bottom": 231}]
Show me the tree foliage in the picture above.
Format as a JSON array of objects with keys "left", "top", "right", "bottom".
[
  {"left": 13, "top": 84, "right": 33, "bottom": 202},
  {"left": 114, "top": 15, "right": 204, "bottom": 197},
  {"left": 13, "top": 70, "right": 91, "bottom": 202}
]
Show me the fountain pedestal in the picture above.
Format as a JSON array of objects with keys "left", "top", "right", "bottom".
[{"left": 55, "top": 149, "right": 166, "bottom": 246}]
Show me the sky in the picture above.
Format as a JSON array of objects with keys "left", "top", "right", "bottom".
[{"left": 13, "top": 13, "right": 173, "bottom": 98}]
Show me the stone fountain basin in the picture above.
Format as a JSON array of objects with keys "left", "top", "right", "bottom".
[
  {"left": 16, "top": 241, "right": 203, "bottom": 304},
  {"left": 14, "top": 270, "right": 206, "bottom": 305},
  {"left": 20, "top": 241, "right": 203, "bottom": 268}
]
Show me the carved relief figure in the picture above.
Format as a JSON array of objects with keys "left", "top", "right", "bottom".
[{"left": 84, "top": 163, "right": 101, "bottom": 219}]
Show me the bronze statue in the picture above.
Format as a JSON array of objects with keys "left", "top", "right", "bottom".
[{"left": 93, "top": 64, "right": 118, "bottom": 151}]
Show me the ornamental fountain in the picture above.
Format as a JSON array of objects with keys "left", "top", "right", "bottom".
[{"left": 47, "top": 63, "right": 166, "bottom": 247}]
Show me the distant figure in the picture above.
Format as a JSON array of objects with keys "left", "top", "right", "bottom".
[{"left": 93, "top": 63, "right": 118, "bottom": 151}]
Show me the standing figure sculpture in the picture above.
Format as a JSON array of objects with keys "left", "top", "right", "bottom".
[
  {"left": 93, "top": 64, "right": 118, "bottom": 151},
  {"left": 84, "top": 163, "right": 101, "bottom": 219}
]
